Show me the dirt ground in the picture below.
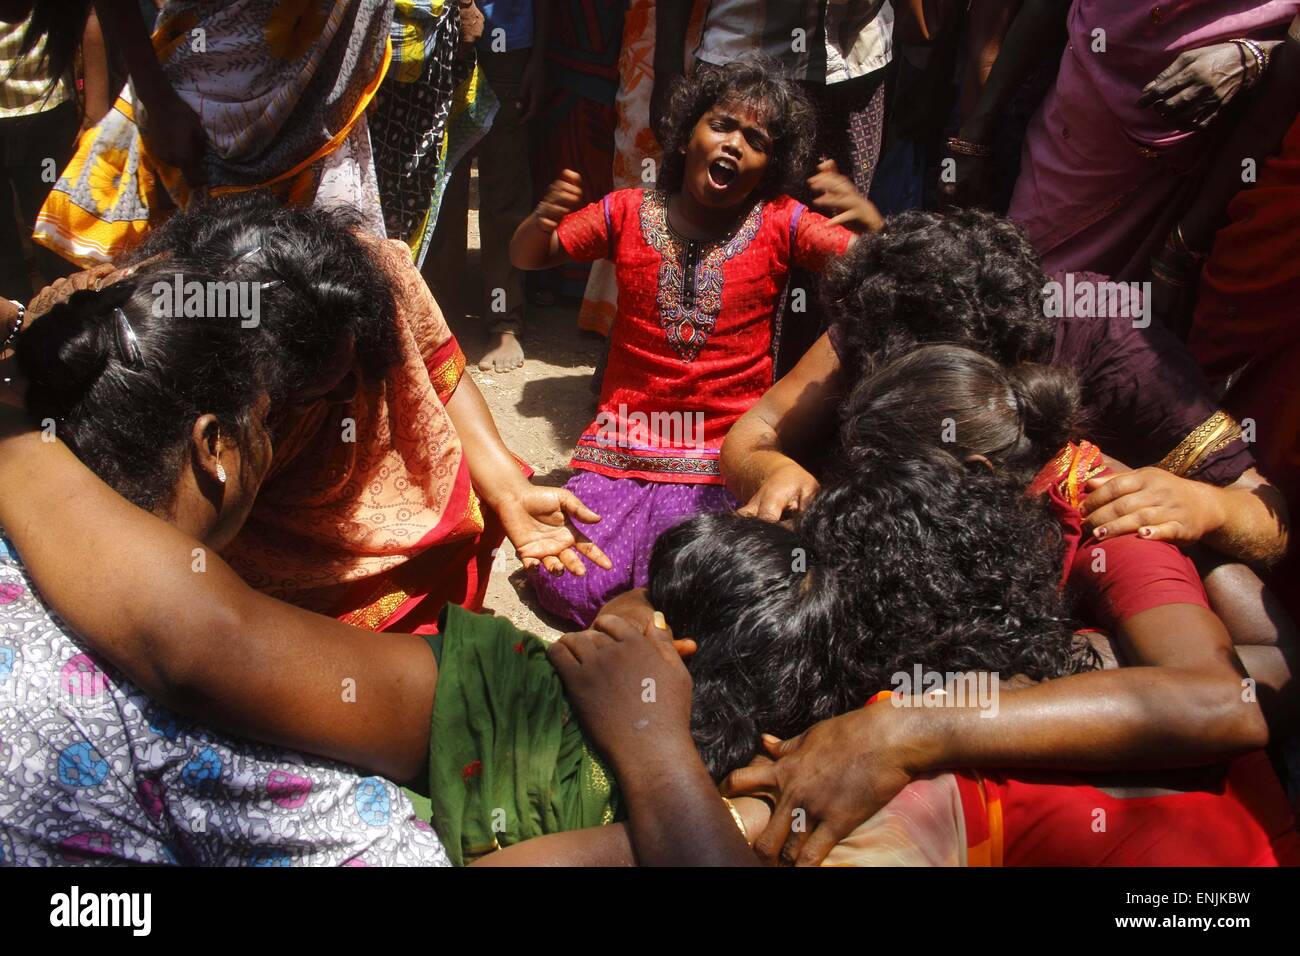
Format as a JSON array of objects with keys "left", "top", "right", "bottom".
[{"left": 439, "top": 167, "right": 604, "bottom": 640}]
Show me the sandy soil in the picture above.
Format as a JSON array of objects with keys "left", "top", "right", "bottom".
[{"left": 438, "top": 167, "right": 604, "bottom": 640}]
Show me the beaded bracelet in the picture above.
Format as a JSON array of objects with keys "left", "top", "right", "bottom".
[
  {"left": 2, "top": 299, "right": 25, "bottom": 352},
  {"left": 721, "top": 797, "right": 749, "bottom": 842},
  {"left": 1232, "top": 38, "right": 1268, "bottom": 90}
]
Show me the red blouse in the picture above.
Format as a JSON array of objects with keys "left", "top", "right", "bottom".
[
  {"left": 556, "top": 188, "right": 852, "bottom": 483},
  {"left": 950, "top": 442, "right": 1300, "bottom": 867},
  {"left": 1028, "top": 441, "right": 1209, "bottom": 623}
]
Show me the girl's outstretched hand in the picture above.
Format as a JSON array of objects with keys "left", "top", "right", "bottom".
[
  {"left": 26, "top": 264, "right": 120, "bottom": 322},
  {"left": 807, "top": 160, "right": 883, "bottom": 233},
  {"left": 535, "top": 169, "right": 586, "bottom": 231}
]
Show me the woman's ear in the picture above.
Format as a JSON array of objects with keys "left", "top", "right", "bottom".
[
  {"left": 964, "top": 453, "right": 995, "bottom": 474},
  {"left": 190, "top": 413, "right": 228, "bottom": 486}
]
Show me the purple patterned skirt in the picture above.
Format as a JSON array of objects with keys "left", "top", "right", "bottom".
[{"left": 529, "top": 470, "right": 738, "bottom": 628}]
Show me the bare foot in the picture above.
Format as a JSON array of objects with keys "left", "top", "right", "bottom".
[{"left": 479, "top": 328, "right": 525, "bottom": 372}]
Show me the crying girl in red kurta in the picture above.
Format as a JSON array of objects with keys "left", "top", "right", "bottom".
[{"left": 509, "top": 57, "right": 880, "bottom": 627}]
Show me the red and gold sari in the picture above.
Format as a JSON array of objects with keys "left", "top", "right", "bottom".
[{"left": 222, "top": 236, "right": 508, "bottom": 633}]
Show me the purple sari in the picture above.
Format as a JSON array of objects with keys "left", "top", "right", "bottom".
[{"left": 1008, "top": 0, "right": 1298, "bottom": 276}]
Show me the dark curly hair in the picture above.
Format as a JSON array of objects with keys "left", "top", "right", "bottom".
[
  {"left": 16, "top": 260, "right": 280, "bottom": 514},
  {"left": 649, "top": 346, "right": 1097, "bottom": 780},
  {"left": 823, "top": 208, "right": 1054, "bottom": 373},
  {"left": 133, "top": 190, "right": 399, "bottom": 393},
  {"left": 655, "top": 56, "right": 816, "bottom": 201}
]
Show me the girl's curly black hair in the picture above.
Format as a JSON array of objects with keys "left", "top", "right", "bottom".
[
  {"left": 132, "top": 190, "right": 399, "bottom": 393},
  {"left": 649, "top": 346, "right": 1097, "bottom": 780},
  {"left": 655, "top": 55, "right": 816, "bottom": 201},
  {"left": 823, "top": 208, "right": 1055, "bottom": 374}
]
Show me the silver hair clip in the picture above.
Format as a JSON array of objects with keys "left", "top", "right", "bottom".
[
  {"left": 233, "top": 243, "right": 281, "bottom": 291},
  {"left": 114, "top": 308, "right": 143, "bottom": 366}
]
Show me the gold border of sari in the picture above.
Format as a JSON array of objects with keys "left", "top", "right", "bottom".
[{"left": 1156, "top": 410, "right": 1243, "bottom": 478}]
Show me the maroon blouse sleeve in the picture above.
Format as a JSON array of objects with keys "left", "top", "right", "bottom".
[{"left": 1050, "top": 273, "right": 1254, "bottom": 486}]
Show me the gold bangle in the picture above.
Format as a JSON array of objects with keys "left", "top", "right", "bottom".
[
  {"left": 1169, "top": 222, "right": 1208, "bottom": 263},
  {"left": 947, "top": 136, "right": 992, "bottom": 158},
  {"left": 721, "top": 797, "right": 749, "bottom": 842},
  {"left": 1149, "top": 256, "right": 1189, "bottom": 288},
  {"left": 1232, "top": 38, "right": 1267, "bottom": 89}
]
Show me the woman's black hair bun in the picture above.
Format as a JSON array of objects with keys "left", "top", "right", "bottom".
[
  {"left": 16, "top": 282, "right": 137, "bottom": 423},
  {"left": 1006, "top": 362, "right": 1082, "bottom": 457}
]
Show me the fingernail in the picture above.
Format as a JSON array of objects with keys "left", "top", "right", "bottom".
[
  {"left": 1139, "top": 527, "right": 1152, "bottom": 538},
  {"left": 1096, "top": 527, "right": 1108, "bottom": 538},
  {"left": 652, "top": 611, "right": 667, "bottom": 631}
]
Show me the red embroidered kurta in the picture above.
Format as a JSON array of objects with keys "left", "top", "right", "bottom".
[{"left": 556, "top": 188, "right": 852, "bottom": 483}]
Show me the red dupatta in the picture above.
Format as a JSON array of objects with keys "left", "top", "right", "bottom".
[{"left": 1026, "top": 440, "right": 1107, "bottom": 588}]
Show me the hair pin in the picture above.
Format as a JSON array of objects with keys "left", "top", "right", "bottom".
[
  {"left": 113, "top": 307, "right": 143, "bottom": 366},
  {"left": 234, "top": 242, "right": 280, "bottom": 291}
]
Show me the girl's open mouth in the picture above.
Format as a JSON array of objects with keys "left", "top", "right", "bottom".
[{"left": 708, "top": 158, "right": 738, "bottom": 188}]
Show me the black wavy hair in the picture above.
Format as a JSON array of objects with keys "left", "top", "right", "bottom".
[
  {"left": 823, "top": 208, "right": 1054, "bottom": 373},
  {"left": 649, "top": 347, "right": 1096, "bottom": 780},
  {"left": 655, "top": 55, "right": 816, "bottom": 201},
  {"left": 132, "top": 190, "right": 399, "bottom": 393},
  {"left": 16, "top": 260, "right": 282, "bottom": 514}
]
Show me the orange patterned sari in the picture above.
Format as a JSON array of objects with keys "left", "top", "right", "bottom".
[{"left": 222, "top": 236, "right": 507, "bottom": 632}]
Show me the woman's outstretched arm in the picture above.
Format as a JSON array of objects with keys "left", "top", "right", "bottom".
[{"left": 0, "top": 414, "right": 436, "bottom": 783}]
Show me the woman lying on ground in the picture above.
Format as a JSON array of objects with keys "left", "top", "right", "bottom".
[
  {"left": 721, "top": 209, "right": 1288, "bottom": 571},
  {"left": 0, "top": 268, "right": 758, "bottom": 867},
  {"left": 3, "top": 278, "right": 1293, "bottom": 866},
  {"left": 84, "top": 191, "right": 612, "bottom": 631}
]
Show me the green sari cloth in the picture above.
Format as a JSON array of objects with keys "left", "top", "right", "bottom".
[{"left": 426, "top": 605, "right": 623, "bottom": 865}]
